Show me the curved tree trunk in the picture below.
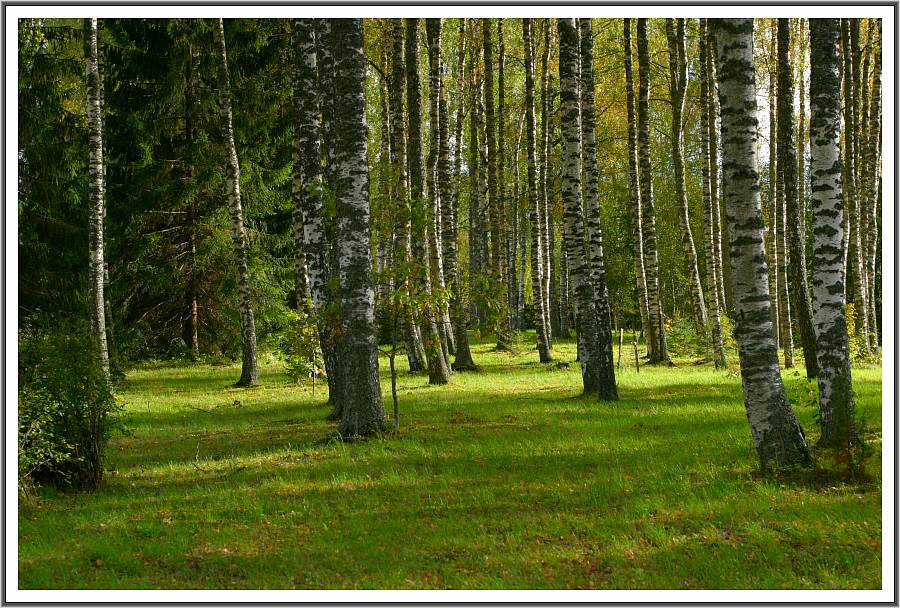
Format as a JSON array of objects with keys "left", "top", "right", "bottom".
[
  {"left": 777, "top": 18, "right": 818, "bottom": 379},
  {"left": 558, "top": 18, "right": 604, "bottom": 395},
  {"left": 214, "top": 18, "right": 259, "bottom": 388},
  {"left": 329, "top": 18, "right": 386, "bottom": 436},
  {"left": 86, "top": 17, "right": 110, "bottom": 384},
  {"left": 623, "top": 18, "right": 651, "bottom": 357},
  {"left": 523, "top": 18, "right": 552, "bottom": 363},
  {"left": 666, "top": 18, "right": 707, "bottom": 332},
  {"left": 406, "top": 18, "right": 451, "bottom": 385},
  {"left": 579, "top": 18, "right": 618, "bottom": 400},
  {"left": 809, "top": 18, "right": 859, "bottom": 448},
  {"left": 637, "top": 19, "right": 669, "bottom": 364},
  {"left": 699, "top": 19, "right": 727, "bottom": 369},
  {"left": 713, "top": 18, "right": 811, "bottom": 470}
]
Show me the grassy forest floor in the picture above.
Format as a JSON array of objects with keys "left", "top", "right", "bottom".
[{"left": 18, "top": 334, "right": 883, "bottom": 590}]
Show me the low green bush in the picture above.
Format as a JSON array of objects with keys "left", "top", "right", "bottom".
[{"left": 18, "top": 319, "right": 119, "bottom": 494}]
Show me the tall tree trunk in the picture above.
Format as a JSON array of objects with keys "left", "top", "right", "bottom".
[
  {"left": 450, "top": 18, "right": 477, "bottom": 371},
  {"left": 809, "top": 18, "right": 859, "bottom": 448},
  {"left": 777, "top": 18, "right": 818, "bottom": 378},
  {"left": 558, "top": 17, "right": 605, "bottom": 395},
  {"left": 294, "top": 19, "right": 340, "bottom": 408},
  {"left": 314, "top": 19, "right": 343, "bottom": 406},
  {"left": 329, "top": 18, "right": 386, "bottom": 436},
  {"left": 624, "top": 18, "right": 652, "bottom": 356},
  {"left": 214, "top": 18, "right": 259, "bottom": 388},
  {"left": 523, "top": 18, "right": 552, "bottom": 363},
  {"left": 713, "top": 17, "right": 812, "bottom": 470},
  {"left": 539, "top": 21, "right": 556, "bottom": 346},
  {"left": 389, "top": 19, "right": 427, "bottom": 374},
  {"left": 407, "top": 18, "right": 451, "bottom": 385},
  {"left": 499, "top": 20, "right": 518, "bottom": 341},
  {"left": 637, "top": 19, "right": 669, "bottom": 363},
  {"left": 426, "top": 18, "right": 454, "bottom": 366},
  {"left": 666, "top": 18, "right": 707, "bottom": 332},
  {"left": 86, "top": 18, "right": 110, "bottom": 383},
  {"left": 766, "top": 31, "right": 780, "bottom": 355},
  {"left": 699, "top": 19, "right": 727, "bottom": 369},
  {"left": 864, "top": 20, "right": 881, "bottom": 346},
  {"left": 483, "top": 18, "right": 510, "bottom": 350},
  {"left": 579, "top": 18, "right": 618, "bottom": 400},
  {"left": 707, "top": 29, "right": 730, "bottom": 317}
]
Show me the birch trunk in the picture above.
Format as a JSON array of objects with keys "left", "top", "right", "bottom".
[
  {"left": 450, "top": 19, "right": 478, "bottom": 371},
  {"left": 809, "top": 18, "right": 860, "bottom": 448},
  {"left": 777, "top": 18, "right": 819, "bottom": 378},
  {"left": 714, "top": 18, "right": 811, "bottom": 470},
  {"left": 86, "top": 16, "right": 110, "bottom": 383},
  {"left": 559, "top": 18, "right": 604, "bottom": 395},
  {"left": 539, "top": 21, "right": 555, "bottom": 346},
  {"left": 579, "top": 17, "right": 618, "bottom": 400},
  {"left": 707, "top": 30, "right": 731, "bottom": 317},
  {"left": 330, "top": 18, "right": 386, "bottom": 436},
  {"left": 624, "top": 19, "right": 652, "bottom": 357},
  {"left": 666, "top": 18, "right": 707, "bottom": 332},
  {"left": 637, "top": 19, "right": 669, "bottom": 363},
  {"left": 426, "top": 18, "right": 454, "bottom": 365},
  {"left": 864, "top": 21, "right": 881, "bottom": 345},
  {"left": 523, "top": 18, "right": 552, "bottom": 363},
  {"left": 214, "top": 18, "right": 259, "bottom": 387},
  {"left": 407, "top": 18, "right": 451, "bottom": 385},
  {"left": 699, "top": 19, "right": 727, "bottom": 369}
]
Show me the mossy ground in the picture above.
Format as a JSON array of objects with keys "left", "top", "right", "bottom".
[{"left": 18, "top": 334, "right": 882, "bottom": 589}]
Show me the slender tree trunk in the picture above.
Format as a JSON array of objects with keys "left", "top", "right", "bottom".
[
  {"left": 766, "top": 32, "right": 781, "bottom": 355},
  {"left": 864, "top": 20, "right": 881, "bottom": 346},
  {"left": 637, "top": 19, "right": 668, "bottom": 363},
  {"left": 450, "top": 19, "right": 477, "bottom": 371},
  {"left": 426, "top": 18, "right": 454, "bottom": 367},
  {"left": 435, "top": 19, "right": 457, "bottom": 356},
  {"left": 713, "top": 17, "right": 812, "bottom": 470},
  {"left": 539, "top": 21, "right": 555, "bottom": 346},
  {"left": 624, "top": 19, "right": 652, "bottom": 358},
  {"left": 809, "top": 18, "right": 859, "bottom": 448},
  {"left": 777, "top": 18, "right": 818, "bottom": 378},
  {"left": 523, "top": 18, "right": 552, "bottom": 363},
  {"left": 407, "top": 18, "right": 451, "bottom": 385},
  {"left": 666, "top": 18, "right": 707, "bottom": 332},
  {"left": 184, "top": 44, "right": 201, "bottom": 362},
  {"left": 559, "top": 18, "right": 605, "bottom": 395},
  {"left": 707, "top": 30, "right": 730, "bottom": 317},
  {"left": 328, "top": 18, "right": 386, "bottom": 436},
  {"left": 498, "top": 20, "right": 517, "bottom": 342},
  {"left": 214, "top": 18, "right": 259, "bottom": 387},
  {"left": 293, "top": 19, "right": 340, "bottom": 409},
  {"left": 699, "top": 19, "right": 727, "bottom": 369},
  {"left": 313, "top": 19, "right": 343, "bottom": 406},
  {"left": 579, "top": 18, "right": 618, "bottom": 400},
  {"left": 483, "top": 19, "right": 510, "bottom": 350},
  {"left": 86, "top": 18, "right": 110, "bottom": 383}
]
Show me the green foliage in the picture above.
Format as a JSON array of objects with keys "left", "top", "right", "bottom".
[
  {"left": 277, "top": 309, "right": 323, "bottom": 384},
  {"left": 663, "top": 316, "right": 706, "bottom": 359},
  {"left": 18, "top": 318, "right": 120, "bottom": 494}
]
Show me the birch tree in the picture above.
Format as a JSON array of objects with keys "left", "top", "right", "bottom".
[
  {"left": 809, "top": 18, "right": 859, "bottom": 448},
  {"left": 579, "top": 17, "right": 618, "bottom": 400},
  {"left": 666, "top": 18, "right": 707, "bottom": 332},
  {"left": 214, "top": 18, "right": 259, "bottom": 387},
  {"left": 713, "top": 18, "right": 811, "bottom": 470},
  {"left": 86, "top": 17, "right": 110, "bottom": 383},
  {"left": 326, "top": 18, "right": 386, "bottom": 435},
  {"left": 777, "top": 18, "right": 818, "bottom": 378},
  {"left": 523, "top": 17, "right": 552, "bottom": 363}
]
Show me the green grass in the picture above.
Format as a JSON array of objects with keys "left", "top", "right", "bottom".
[{"left": 18, "top": 335, "right": 882, "bottom": 589}]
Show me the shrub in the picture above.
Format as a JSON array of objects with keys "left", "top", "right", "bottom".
[
  {"left": 18, "top": 319, "right": 119, "bottom": 494},
  {"left": 665, "top": 316, "right": 706, "bottom": 359},
  {"left": 277, "top": 309, "right": 323, "bottom": 385}
]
